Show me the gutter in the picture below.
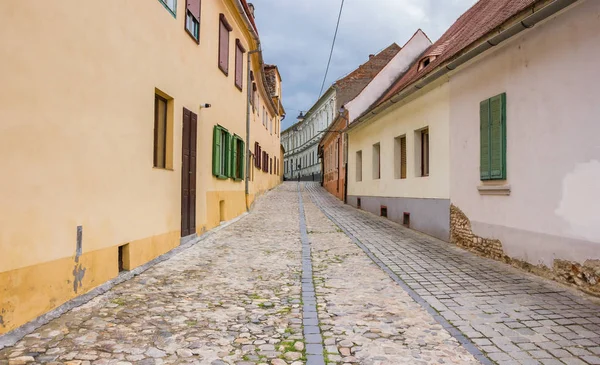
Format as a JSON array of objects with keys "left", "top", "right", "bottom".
[{"left": 349, "top": 0, "right": 578, "bottom": 132}]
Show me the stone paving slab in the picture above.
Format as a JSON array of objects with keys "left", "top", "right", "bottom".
[
  {"left": 306, "top": 182, "right": 600, "bottom": 365},
  {"left": 301, "top": 186, "right": 479, "bottom": 365},
  {"left": 0, "top": 184, "right": 306, "bottom": 365}
]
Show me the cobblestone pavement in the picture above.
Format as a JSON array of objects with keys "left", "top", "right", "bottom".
[
  {"left": 301, "top": 188, "right": 479, "bottom": 365},
  {"left": 306, "top": 182, "right": 600, "bottom": 365},
  {"left": 0, "top": 184, "right": 306, "bottom": 365}
]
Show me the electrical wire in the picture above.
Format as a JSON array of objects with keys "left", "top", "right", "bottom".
[{"left": 318, "top": 0, "right": 345, "bottom": 98}]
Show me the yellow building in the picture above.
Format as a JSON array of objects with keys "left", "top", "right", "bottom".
[{"left": 0, "top": 0, "right": 282, "bottom": 335}]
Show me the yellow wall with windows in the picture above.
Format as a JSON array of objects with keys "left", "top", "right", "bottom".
[
  {"left": 347, "top": 81, "right": 451, "bottom": 199},
  {"left": 0, "top": 0, "right": 280, "bottom": 334}
]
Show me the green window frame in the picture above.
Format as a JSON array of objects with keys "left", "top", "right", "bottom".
[
  {"left": 480, "top": 93, "right": 507, "bottom": 180},
  {"left": 212, "top": 125, "right": 231, "bottom": 179},
  {"left": 231, "top": 135, "right": 245, "bottom": 181},
  {"left": 158, "top": 0, "right": 177, "bottom": 17}
]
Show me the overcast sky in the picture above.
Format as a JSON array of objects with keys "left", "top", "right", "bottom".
[{"left": 252, "top": 0, "right": 478, "bottom": 130}]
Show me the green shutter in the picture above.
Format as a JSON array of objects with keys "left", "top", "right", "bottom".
[
  {"left": 239, "top": 139, "right": 245, "bottom": 180},
  {"left": 480, "top": 99, "right": 491, "bottom": 180},
  {"left": 489, "top": 93, "right": 506, "bottom": 179},
  {"left": 225, "top": 132, "right": 233, "bottom": 178},
  {"left": 232, "top": 136, "right": 238, "bottom": 179},
  {"left": 212, "top": 125, "right": 221, "bottom": 177}
]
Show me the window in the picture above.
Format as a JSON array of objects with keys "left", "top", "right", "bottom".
[
  {"left": 356, "top": 151, "right": 363, "bottom": 182},
  {"left": 394, "top": 135, "right": 407, "bottom": 179},
  {"left": 480, "top": 93, "right": 507, "bottom": 180},
  {"left": 420, "top": 129, "right": 429, "bottom": 177},
  {"left": 231, "top": 135, "right": 245, "bottom": 181},
  {"left": 372, "top": 143, "right": 380, "bottom": 179},
  {"left": 218, "top": 14, "right": 232, "bottom": 74},
  {"left": 235, "top": 39, "right": 245, "bottom": 90},
  {"left": 159, "top": 0, "right": 177, "bottom": 16},
  {"left": 335, "top": 139, "right": 339, "bottom": 169},
  {"left": 212, "top": 125, "right": 231, "bottom": 179},
  {"left": 185, "top": 0, "right": 200, "bottom": 42},
  {"left": 154, "top": 94, "right": 168, "bottom": 168}
]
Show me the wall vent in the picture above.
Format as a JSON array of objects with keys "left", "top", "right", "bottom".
[
  {"left": 380, "top": 205, "right": 388, "bottom": 218},
  {"left": 403, "top": 212, "right": 410, "bottom": 227},
  {"left": 357, "top": 198, "right": 361, "bottom": 209}
]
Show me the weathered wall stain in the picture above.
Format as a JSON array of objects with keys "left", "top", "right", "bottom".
[
  {"left": 451, "top": 204, "right": 600, "bottom": 296},
  {"left": 72, "top": 264, "right": 86, "bottom": 293}
]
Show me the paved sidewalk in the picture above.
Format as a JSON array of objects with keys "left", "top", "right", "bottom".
[{"left": 306, "top": 183, "right": 600, "bottom": 365}]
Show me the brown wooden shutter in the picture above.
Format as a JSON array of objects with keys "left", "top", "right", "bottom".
[
  {"left": 187, "top": 0, "right": 201, "bottom": 21},
  {"left": 218, "top": 14, "right": 232, "bottom": 74},
  {"left": 235, "top": 39, "right": 245, "bottom": 90},
  {"left": 400, "top": 136, "right": 407, "bottom": 179}
]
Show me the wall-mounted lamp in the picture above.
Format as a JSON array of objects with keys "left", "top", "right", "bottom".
[{"left": 199, "top": 103, "right": 212, "bottom": 109}]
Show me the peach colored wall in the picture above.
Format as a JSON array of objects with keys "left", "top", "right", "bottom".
[
  {"left": 0, "top": 0, "right": 280, "bottom": 333},
  {"left": 449, "top": 0, "right": 600, "bottom": 266}
]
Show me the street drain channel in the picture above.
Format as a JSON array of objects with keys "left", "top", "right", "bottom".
[{"left": 297, "top": 183, "right": 326, "bottom": 365}]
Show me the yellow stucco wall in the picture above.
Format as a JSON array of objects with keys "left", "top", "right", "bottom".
[
  {"left": 0, "top": 0, "right": 280, "bottom": 334},
  {"left": 347, "top": 81, "right": 451, "bottom": 199}
]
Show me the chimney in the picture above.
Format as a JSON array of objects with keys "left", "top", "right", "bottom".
[{"left": 247, "top": 3, "right": 255, "bottom": 18}]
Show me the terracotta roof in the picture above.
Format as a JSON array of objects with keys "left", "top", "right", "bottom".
[
  {"left": 377, "top": 0, "right": 537, "bottom": 104},
  {"left": 335, "top": 43, "right": 401, "bottom": 107}
]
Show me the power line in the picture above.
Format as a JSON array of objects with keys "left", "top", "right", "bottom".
[{"left": 318, "top": 0, "right": 345, "bottom": 99}]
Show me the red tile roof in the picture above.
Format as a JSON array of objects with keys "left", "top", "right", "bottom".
[
  {"left": 335, "top": 43, "right": 402, "bottom": 107},
  {"left": 377, "top": 0, "right": 537, "bottom": 104}
]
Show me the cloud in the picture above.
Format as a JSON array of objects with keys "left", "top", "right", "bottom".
[{"left": 252, "top": 0, "right": 477, "bottom": 129}]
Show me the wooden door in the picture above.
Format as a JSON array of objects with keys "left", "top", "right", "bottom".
[{"left": 181, "top": 108, "right": 198, "bottom": 237}]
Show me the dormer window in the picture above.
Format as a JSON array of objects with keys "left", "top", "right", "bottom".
[{"left": 418, "top": 56, "right": 437, "bottom": 71}]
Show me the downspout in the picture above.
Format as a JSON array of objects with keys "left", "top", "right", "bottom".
[
  {"left": 245, "top": 48, "right": 261, "bottom": 211},
  {"left": 349, "top": 0, "right": 578, "bottom": 131}
]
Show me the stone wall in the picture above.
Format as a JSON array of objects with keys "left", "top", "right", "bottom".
[{"left": 450, "top": 204, "right": 600, "bottom": 297}]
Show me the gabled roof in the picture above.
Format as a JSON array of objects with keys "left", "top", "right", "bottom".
[
  {"left": 377, "top": 0, "right": 537, "bottom": 105},
  {"left": 335, "top": 43, "right": 402, "bottom": 107}
]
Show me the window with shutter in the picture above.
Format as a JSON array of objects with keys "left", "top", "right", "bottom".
[
  {"left": 212, "top": 125, "right": 228, "bottom": 179},
  {"left": 231, "top": 135, "right": 245, "bottom": 181},
  {"left": 393, "top": 135, "right": 406, "bottom": 179},
  {"left": 421, "top": 129, "right": 429, "bottom": 177},
  {"left": 218, "top": 14, "right": 232, "bottom": 75},
  {"left": 185, "top": 0, "right": 200, "bottom": 42},
  {"left": 480, "top": 93, "right": 506, "bottom": 180},
  {"left": 235, "top": 40, "right": 245, "bottom": 90}
]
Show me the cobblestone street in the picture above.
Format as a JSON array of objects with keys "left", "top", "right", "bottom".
[
  {"left": 1, "top": 182, "right": 600, "bottom": 365},
  {"left": 305, "top": 183, "right": 600, "bottom": 365}
]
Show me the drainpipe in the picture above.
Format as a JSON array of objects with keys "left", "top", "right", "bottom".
[
  {"left": 349, "top": 0, "right": 578, "bottom": 131},
  {"left": 246, "top": 49, "right": 261, "bottom": 211}
]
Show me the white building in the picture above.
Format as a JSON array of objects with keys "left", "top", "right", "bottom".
[
  {"left": 282, "top": 43, "right": 403, "bottom": 181},
  {"left": 282, "top": 88, "right": 336, "bottom": 181}
]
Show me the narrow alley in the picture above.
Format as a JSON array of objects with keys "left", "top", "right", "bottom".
[{"left": 2, "top": 183, "right": 599, "bottom": 365}]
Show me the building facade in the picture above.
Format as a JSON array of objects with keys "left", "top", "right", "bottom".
[
  {"left": 0, "top": 0, "right": 282, "bottom": 335},
  {"left": 282, "top": 89, "right": 336, "bottom": 182},
  {"left": 321, "top": 31, "right": 432, "bottom": 203},
  {"left": 348, "top": 0, "right": 599, "bottom": 294}
]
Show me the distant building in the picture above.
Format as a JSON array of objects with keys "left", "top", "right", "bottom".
[
  {"left": 282, "top": 43, "right": 402, "bottom": 182},
  {"left": 319, "top": 30, "right": 432, "bottom": 202}
]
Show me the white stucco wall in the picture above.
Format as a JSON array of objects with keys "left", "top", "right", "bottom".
[
  {"left": 449, "top": 0, "right": 600, "bottom": 265},
  {"left": 348, "top": 81, "right": 450, "bottom": 199},
  {"left": 345, "top": 30, "right": 432, "bottom": 122},
  {"left": 282, "top": 91, "right": 336, "bottom": 179}
]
